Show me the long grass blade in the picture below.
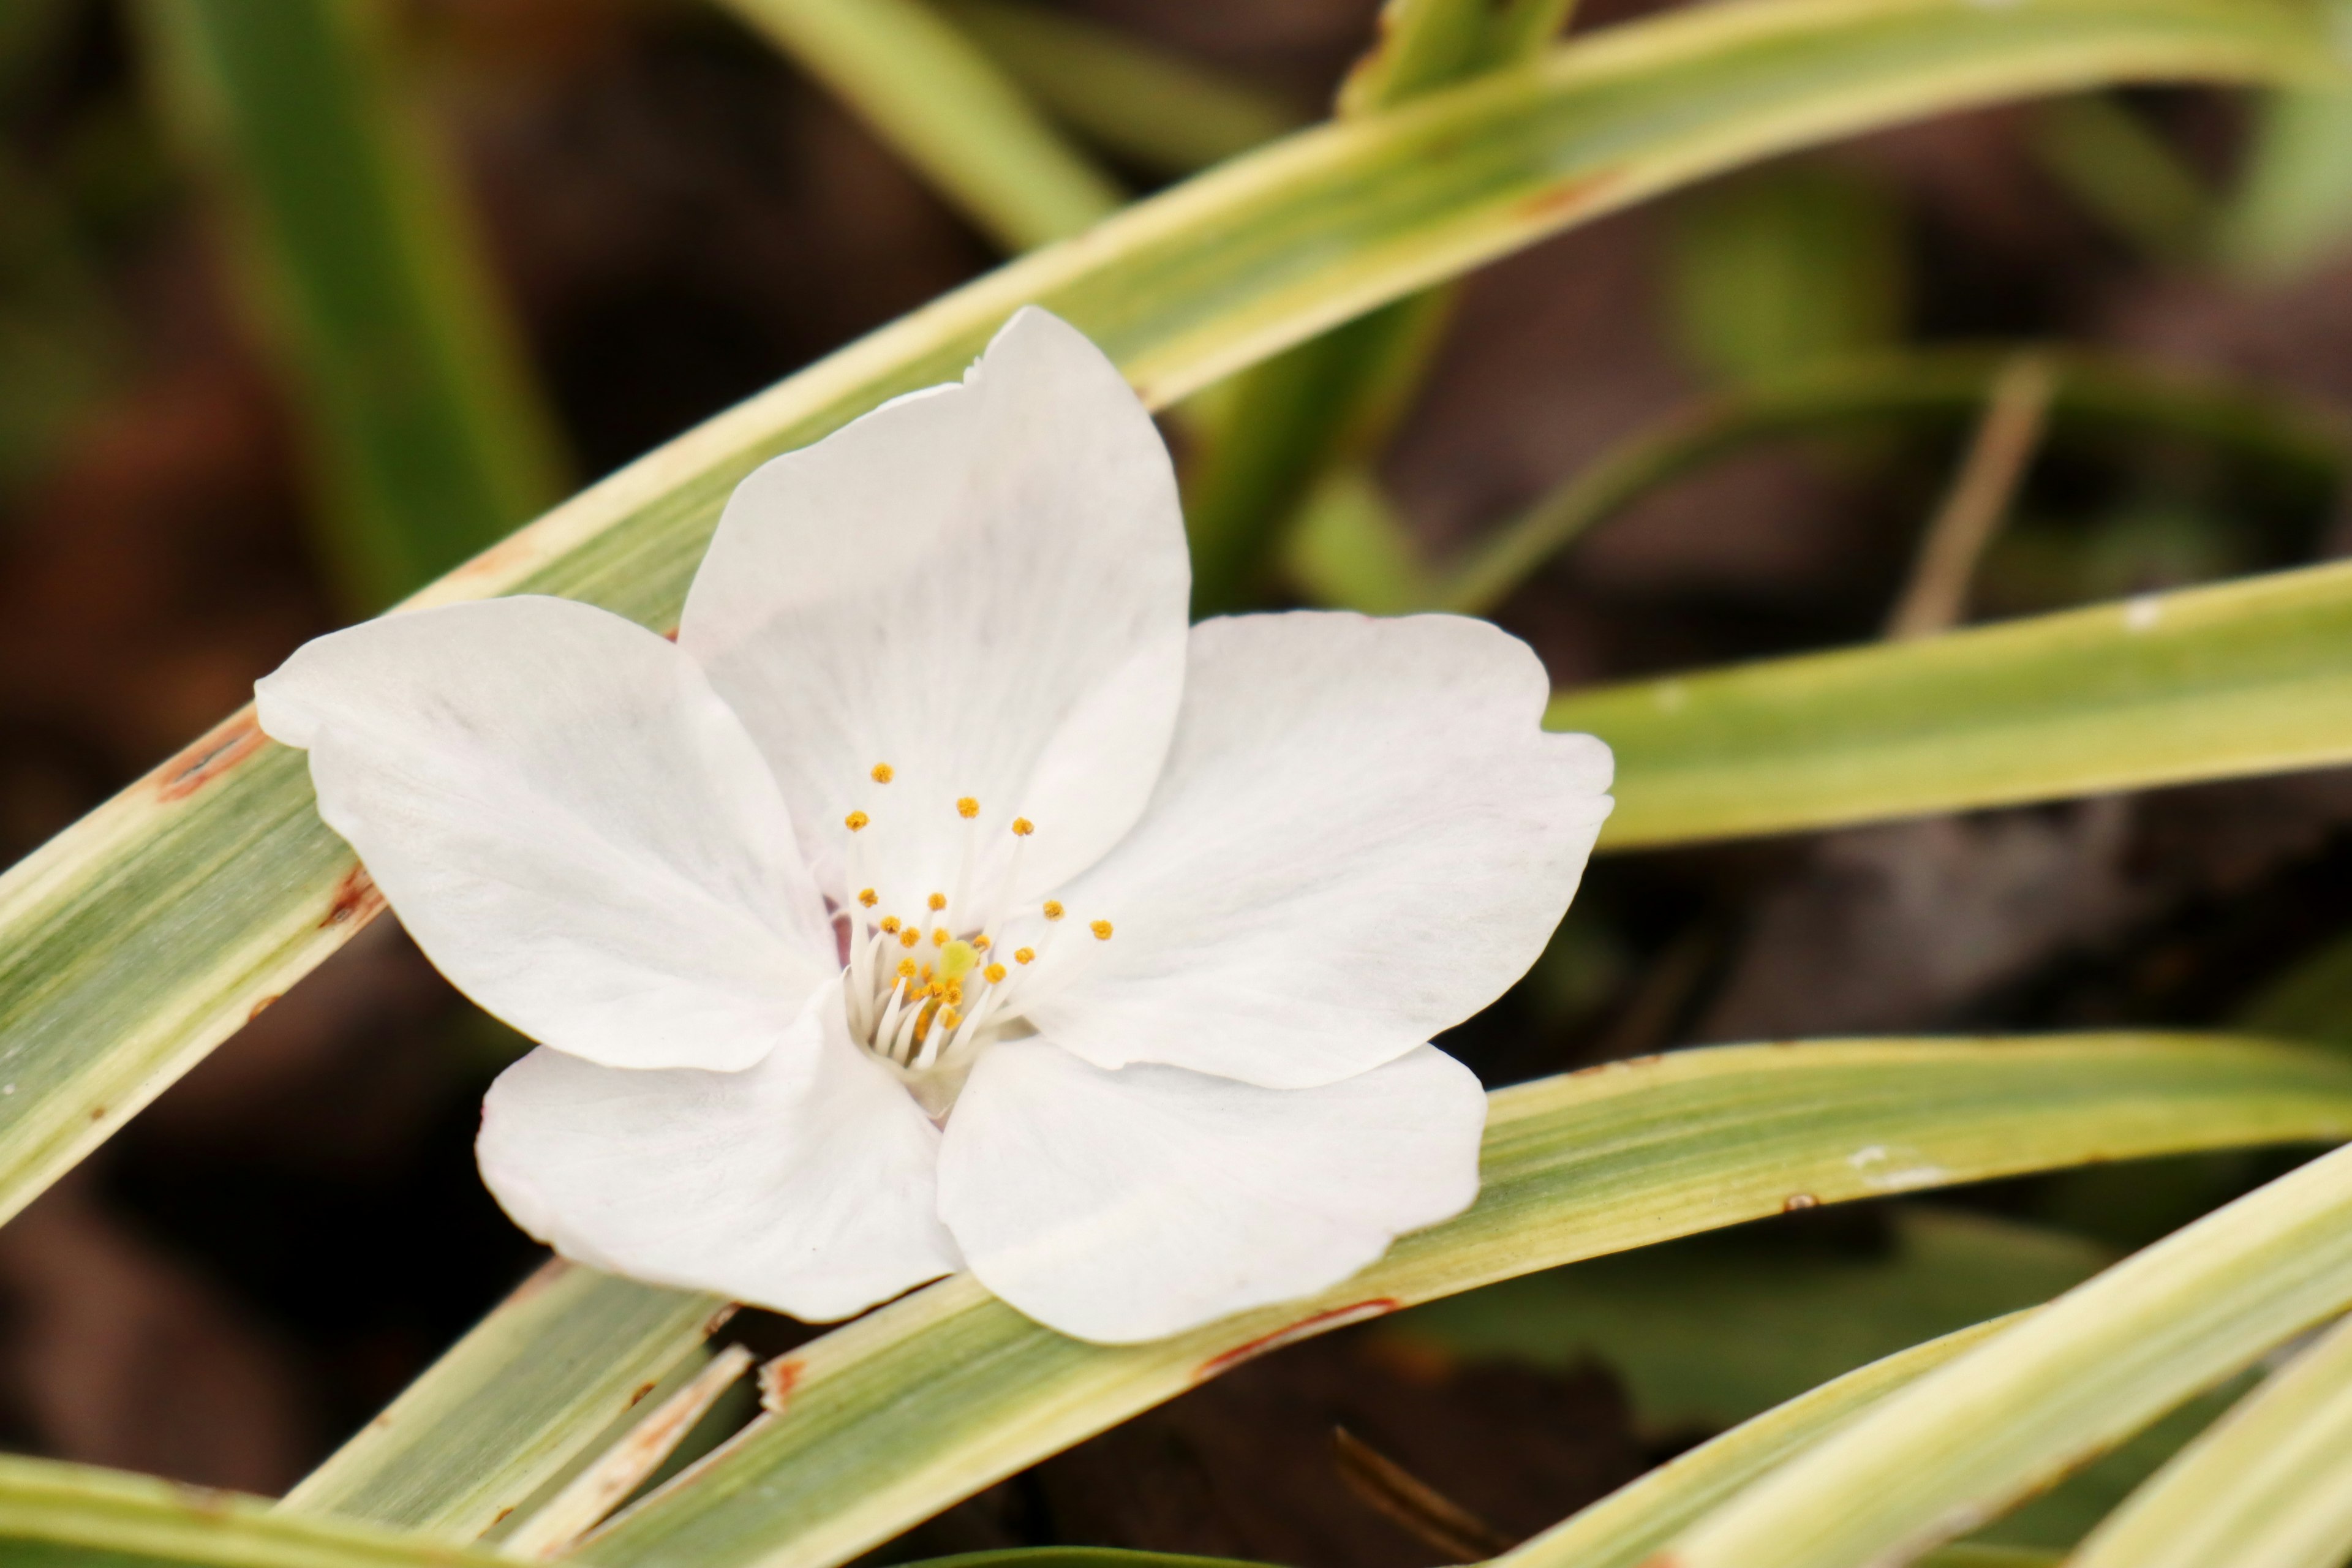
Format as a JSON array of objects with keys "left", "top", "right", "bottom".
[
  {"left": 1558, "top": 558, "right": 2352, "bottom": 851},
  {"left": 1501, "top": 1313, "right": 2022, "bottom": 1568},
  {"left": 2068, "top": 1310, "right": 2352, "bottom": 1568},
  {"left": 0, "top": 1453, "right": 508, "bottom": 1568},
  {"left": 278, "top": 1263, "right": 728, "bottom": 1537},
  {"left": 938, "top": 0, "right": 1300, "bottom": 175},
  {"left": 1657, "top": 1138, "right": 2352, "bottom": 1568},
  {"left": 136, "top": 0, "right": 568, "bottom": 608},
  {"left": 711, "top": 0, "right": 1123, "bottom": 251}
]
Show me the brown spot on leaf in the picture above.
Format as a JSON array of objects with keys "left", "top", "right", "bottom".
[
  {"left": 1195, "top": 1299, "right": 1400, "bottom": 1382},
  {"left": 626, "top": 1379, "right": 658, "bottom": 1409},
  {"left": 320, "top": 864, "right": 385, "bottom": 929},
  {"left": 246, "top": 993, "right": 279, "bottom": 1022},
  {"left": 1516, "top": 171, "right": 1619, "bottom": 225},
  {"left": 156, "top": 712, "right": 266, "bottom": 802},
  {"left": 761, "top": 1356, "right": 803, "bottom": 1414},
  {"left": 88, "top": 1104, "right": 107, "bottom": 1122}
]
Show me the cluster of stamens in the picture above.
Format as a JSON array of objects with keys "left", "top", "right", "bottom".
[{"left": 838, "top": 763, "right": 1110, "bottom": 1080}]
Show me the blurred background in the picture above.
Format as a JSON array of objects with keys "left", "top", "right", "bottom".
[{"left": 4, "top": 0, "right": 2352, "bottom": 1560}]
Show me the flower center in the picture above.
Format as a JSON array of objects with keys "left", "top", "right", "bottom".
[{"left": 835, "top": 763, "right": 1110, "bottom": 1116}]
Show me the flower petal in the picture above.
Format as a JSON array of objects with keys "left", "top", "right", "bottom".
[
  {"left": 938, "top": 1038, "right": 1485, "bottom": 1343},
  {"left": 478, "top": 981, "right": 959, "bottom": 1321},
  {"left": 679, "top": 307, "right": 1189, "bottom": 924},
  {"left": 257, "top": 596, "right": 834, "bottom": 1072},
  {"left": 1027, "top": 612, "right": 1613, "bottom": 1089}
]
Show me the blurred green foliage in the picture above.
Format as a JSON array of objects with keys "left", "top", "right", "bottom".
[
  {"left": 1389, "top": 1205, "right": 2109, "bottom": 1433},
  {"left": 1665, "top": 162, "right": 1909, "bottom": 388},
  {"left": 140, "top": 0, "right": 568, "bottom": 608}
]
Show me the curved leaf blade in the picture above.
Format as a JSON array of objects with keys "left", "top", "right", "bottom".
[
  {"left": 575, "top": 1034, "right": 2352, "bottom": 1568},
  {"left": 1501, "top": 1313, "right": 2023, "bottom": 1568},
  {"left": 1558, "top": 559, "right": 2352, "bottom": 851},
  {"left": 1659, "top": 1138, "right": 2352, "bottom": 1568},
  {"left": 0, "top": 1453, "right": 506, "bottom": 1568},
  {"left": 278, "top": 1262, "right": 729, "bottom": 1537},
  {"left": 2069, "top": 1309, "right": 2352, "bottom": 1568}
]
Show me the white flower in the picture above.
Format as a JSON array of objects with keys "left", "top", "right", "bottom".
[{"left": 254, "top": 309, "right": 1613, "bottom": 1343}]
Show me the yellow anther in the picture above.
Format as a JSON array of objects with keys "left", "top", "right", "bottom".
[
  {"left": 957, "top": 796, "right": 980, "bottom": 820},
  {"left": 857, "top": 888, "right": 878, "bottom": 908},
  {"left": 895, "top": 958, "right": 917, "bottom": 980},
  {"left": 983, "top": 962, "right": 1007, "bottom": 984},
  {"left": 944, "top": 981, "right": 963, "bottom": 1005},
  {"left": 971, "top": 934, "right": 990, "bottom": 951},
  {"left": 1042, "top": 900, "right": 1065, "bottom": 921},
  {"left": 939, "top": 940, "right": 979, "bottom": 982},
  {"left": 940, "top": 1007, "right": 962, "bottom": 1030},
  {"left": 1011, "top": 817, "right": 1035, "bottom": 837},
  {"left": 880, "top": 915, "right": 901, "bottom": 934},
  {"left": 931, "top": 928, "right": 949, "bottom": 947},
  {"left": 871, "top": 763, "right": 894, "bottom": 783},
  {"left": 1014, "top": 947, "right": 1035, "bottom": 965},
  {"left": 844, "top": 810, "right": 870, "bottom": 832},
  {"left": 927, "top": 892, "right": 948, "bottom": 911},
  {"left": 899, "top": 928, "right": 920, "bottom": 949},
  {"left": 1091, "top": 920, "right": 1114, "bottom": 941},
  {"left": 925, "top": 981, "right": 944, "bottom": 999}
]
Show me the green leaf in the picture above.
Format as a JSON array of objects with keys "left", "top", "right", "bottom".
[
  {"left": 1283, "top": 466, "right": 1442, "bottom": 614},
  {"left": 1553, "top": 558, "right": 2352, "bottom": 851},
  {"left": 135, "top": 0, "right": 568, "bottom": 607},
  {"left": 1438, "top": 346, "right": 2348, "bottom": 617},
  {"left": 1504, "top": 1314, "right": 2020, "bottom": 1568},
  {"left": 1183, "top": 0, "right": 1564, "bottom": 614},
  {"left": 2029, "top": 94, "right": 2214, "bottom": 264},
  {"left": 0, "top": 1453, "right": 508, "bottom": 1568},
  {"left": 0, "top": 0, "right": 2332, "bottom": 1265},
  {"left": 573, "top": 1035, "right": 2352, "bottom": 1568},
  {"left": 1664, "top": 164, "right": 1909, "bottom": 387},
  {"left": 711, "top": 0, "right": 1124, "bottom": 252},
  {"left": 2222, "top": 0, "right": 2352, "bottom": 280},
  {"left": 1390, "top": 1206, "right": 2110, "bottom": 1430},
  {"left": 1654, "top": 1138, "right": 2352, "bottom": 1568},
  {"left": 277, "top": 1262, "right": 727, "bottom": 1537},
  {"left": 937, "top": 0, "right": 1301, "bottom": 176},
  {"left": 2070, "top": 1310, "right": 2352, "bottom": 1568}
]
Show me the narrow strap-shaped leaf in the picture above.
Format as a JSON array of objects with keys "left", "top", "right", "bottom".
[
  {"left": 0, "top": 0, "right": 2330, "bottom": 1250},
  {"left": 2068, "top": 1310, "right": 2352, "bottom": 1568},
  {"left": 277, "top": 1261, "right": 727, "bottom": 1537},
  {"left": 937, "top": 0, "right": 1300, "bottom": 176},
  {"left": 1558, "top": 558, "right": 2352, "bottom": 851},
  {"left": 0, "top": 1453, "right": 508, "bottom": 1568},
  {"left": 711, "top": 0, "right": 1123, "bottom": 251},
  {"left": 136, "top": 0, "right": 568, "bottom": 606},
  {"left": 1657, "top": 1137, "right": 2352, "bottom": 1568},
  {"left": 576, "top": 1035, "right": 2352, "bottom": 1568},
  {"left": 1501, "top": 1314, "right": 2022, "bottom": 1568}
]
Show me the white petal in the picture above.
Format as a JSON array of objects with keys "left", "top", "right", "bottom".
[
  {"left": 1027, "top": 612, "right": 1613, "bottom": 1089},
  {"left": 938, "top": 1039, "right": 1485, "bottom": 1343},
  {"left": 478, "top": 982, "right": 959, "bottom": 1321},
  {"left": 257, "top": 597, "right": 834, "bottom": 1073},
  {"left": 679, "top": 307, "right": 1189, "bottom": 923}
]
